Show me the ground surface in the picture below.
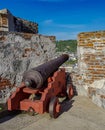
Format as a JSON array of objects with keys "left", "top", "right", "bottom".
[{"left": 0, "top": 96, "right": 105, "bottom": 130}]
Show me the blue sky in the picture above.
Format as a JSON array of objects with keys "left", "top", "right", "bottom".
[{"left": 0, "top": 0, "right": 105, "bottom": 40}]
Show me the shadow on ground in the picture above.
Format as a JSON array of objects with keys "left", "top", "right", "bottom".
[
  {"left": 59, "top": 98, "right": 75, "bottom": 116},
  {"left": 0, "top": 110, "right": 20, "bottom": 123}
]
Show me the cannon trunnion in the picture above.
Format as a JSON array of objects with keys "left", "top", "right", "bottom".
[{"left": 8, "top": 54, "right": 74, "bottom": 118}]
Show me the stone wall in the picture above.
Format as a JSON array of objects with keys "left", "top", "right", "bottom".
[
  {"left": 72, "top": 31, "right": 105, "bottom": 108},
  {"left": 0, "top": 11, "right": 8, "bottom": 31},
  {"left": 0, "top": 9, "right": 38, "bottom": 34},
  {"left": 44, "top": 36, "right": 56, "bottom": 42},
  {"left": 0, "top": 31, "right": 56, "bottom": 102},
  {"left": 14, "top": 17, "right": 38, "bottom": 34}
]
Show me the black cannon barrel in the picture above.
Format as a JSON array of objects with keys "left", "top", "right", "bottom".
[{"left": 22, "top": 54, "right": 69, "bottom": 89}]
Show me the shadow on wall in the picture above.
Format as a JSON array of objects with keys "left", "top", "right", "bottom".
[{"left": 66, "top": 72, "right": 78, "bottom": 96}]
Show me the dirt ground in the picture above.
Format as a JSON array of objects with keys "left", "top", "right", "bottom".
[{"left": 0, "top": 96, "right": 105, "bottom": 130}]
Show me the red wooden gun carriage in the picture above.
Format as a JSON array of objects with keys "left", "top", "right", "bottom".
[{"left": 8, "top": 54, "right": 73, "bottom": 118}]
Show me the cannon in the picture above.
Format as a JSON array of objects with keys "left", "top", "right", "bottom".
[
  {"left": 22, "top": 54, "right": 69, "bottom": 89},
  {"left": 8, "top": 54, "right": 73, "bottom": 118}
]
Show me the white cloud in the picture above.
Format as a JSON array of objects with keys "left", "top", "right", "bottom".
[
  {"left": 41, "top": 20, "right": 85, "bottom": 39},
  {"left": 53, "top": 32, "right": 78, "bottom": 40},
  {"left": 56, "top": 24, "right": 85, "bottom": 29},
  {"left": 44, "top": 31, "right": 79, "bottom": 40},
  {"left": 43, "top": 19, "right": 53, "bottom": 24},
  {"left": 42, "top": 20, "right": 85, "bottom": 29}
]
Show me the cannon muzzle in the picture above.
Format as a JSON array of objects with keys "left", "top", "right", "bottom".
[{"left": 22, "top": 54, "right": 69, "bottom": 89}]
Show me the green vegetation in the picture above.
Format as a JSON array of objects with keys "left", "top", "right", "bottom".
[
  {"left": 65, "top": 59, "right": 77, "bottom": 65},
  {"left": 55, "top": 40, "right": 77, "bottom": 52},
  {"left": 55, "top": 40, "right": 77, "bottom": 65}
]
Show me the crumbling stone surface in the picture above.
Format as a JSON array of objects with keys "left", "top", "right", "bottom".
[
  {"left": 0, "top": 32, "right": 56, "bottom": 103},
  {"left": 88, "top": 79, "right": 105, "bottom": 108},
  {"left": 77, "top": 31, "right": 105, "bottom": 84},
  {"left": 72, "top": 31, "right": 105, "bottom": 109}
]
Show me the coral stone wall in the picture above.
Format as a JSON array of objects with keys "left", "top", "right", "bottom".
[
  {"left": 44, "top": 36, "right": 56, "bottom": 42},
  {"left": 0, "top": 31, "right": 56, "bottom": 102},
  {"left": 73, "top": 31, "right": 105, "bottom": 108},
  {"left": 78, "top": 31, "right": 105, "bottom": 83}
]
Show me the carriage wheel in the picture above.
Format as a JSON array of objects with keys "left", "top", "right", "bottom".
[
  {"left": 49, "top": 97, "right": 61, "bottom": 118},
  {"left": 67, "top": 85, "right": 73, "bottom": 99}
]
